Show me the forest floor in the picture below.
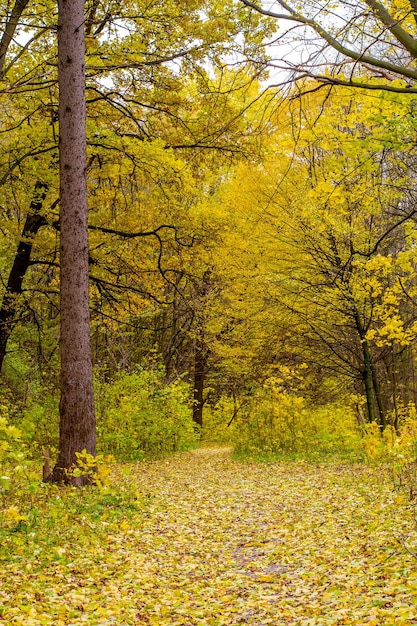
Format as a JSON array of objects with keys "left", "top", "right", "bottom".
[{"left": 1, "top": 447, "right": 417, "bottom": 625}]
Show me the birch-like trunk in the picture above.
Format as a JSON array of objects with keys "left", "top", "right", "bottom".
[{"left": 50, "top": 0, "right": 96, "bottom": 484}]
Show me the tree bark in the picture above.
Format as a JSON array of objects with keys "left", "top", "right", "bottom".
[
  {"left": 192, "top": 338, "right": 207, "bottom": 429},
  {"left": 0, "top": 181, "right": 48, "bottom": 372},
  {"left": 50, "top": 0, "right": 96, "bottom": 485},
  {"left": 192, "top": 270, "right": 211, "bottom": 430},
  {"left": 354, "top": 310, "right": 377, "bottom": 424},
  {"left": 371, "top": 358, "right": 386, "bottom": 429},
  {"left": 362, "top": 337, "right": 377, "bottom": 424}
]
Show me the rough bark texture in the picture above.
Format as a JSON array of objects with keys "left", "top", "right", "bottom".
[
  {"left": 0, "top": 181, "right": 48, "bottom": 372},
  {"left": 51, "top": 0, "right": 96, "bottom": 485}
]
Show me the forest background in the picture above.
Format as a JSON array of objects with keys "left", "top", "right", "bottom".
[{"left": 2, "top": 0, "right": 417, "bottom": 490}]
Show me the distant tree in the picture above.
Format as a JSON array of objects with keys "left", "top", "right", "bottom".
[
  {"left": 0, "top": 181, "right": 48, "bottom": 372},
  {"left": 222, "top": 86, "right": 417, "bottom": 426}
]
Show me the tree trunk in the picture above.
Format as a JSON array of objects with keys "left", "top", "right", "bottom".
[
  {"left": 50, "top": 0, "right": 96, "bottom": 485},
  {"left": 354, "top": 310, "right": 377, "bottom": 424},
  {"left": 0, "top": 0, "right": 30, "bottom": 78},
  {"left": 192, "top": 338, "right": 207, "bottom": 429},
  {"left": 362, "top": 337, "right": 377, "bottom": 424},
  {"left": 0, "top": 181, "right": 48, "bottom": 372},
  {"left": 371, "top": 358, "right": 386, "bottom": 429},
  {"left": 390, "top": 348, "right": 400, "bottom": 434},
  {"left": 192, "top": 270, "right": 211, "bottom": 430}
]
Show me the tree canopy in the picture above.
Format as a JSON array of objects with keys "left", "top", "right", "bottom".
[{"left": 1, "top": 0, "right": 417, "bottom": 471}]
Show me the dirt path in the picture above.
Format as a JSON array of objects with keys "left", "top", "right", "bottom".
[
  {"left": 123, "top": 448, "right": 417, "bottom": 625},
  {"left": 2, "top": 447, "right": 417, "bottom": 625}
]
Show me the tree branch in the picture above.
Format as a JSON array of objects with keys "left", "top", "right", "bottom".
[
  {"left": 86, "top": 46, "right": 205, "bottom": 72},
  {"left": 305, "top": 72, "right": 417, "bottom": 94},
  {"left": 397, "top": 534, "right": 417, "bottom": 559},
  {"left": 411, "top": 0, "right": 417, "bottom": 27},
  {"left": 364, "top": 0, "right": 417, "bottom": 57},
  {"left": 0, "top": 0, "right": 30, "bottom": 78},
  {"left": 239, "top": 0, "right": 417, "bottom": 82},
  {"left": 88, "top": 223, "right": 193, "bottom": 247}
]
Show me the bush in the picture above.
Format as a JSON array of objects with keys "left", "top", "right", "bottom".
[
  {"left": 203, "top": 396, "right": 240, "bottom": 443},
  {"left": 0, "top": 402, "right": 40, "bottom": 524},
  {"left": 232, "top": 377, "right": 362, "bottom": 460},
  {"left": 18, "top": 392, "right": 59, "bottom": 454},
  {"left": 95, "top": 367, "right": 199, "bottom": 461},
  {"left": 362, "top": 403, "right": 417, "bottom": 498},
  {"left": 7, "top": 364, "right": 198, "bottom": 463}
]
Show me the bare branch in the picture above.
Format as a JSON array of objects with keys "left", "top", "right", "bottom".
[
  {"left": 411, "top": 0, "right": 417, "bottom": 26},
  {"left": 87, "top": 46, "right": 205, "bottom": 72},
  {"left": 351, "top": 210, "right": 417, "bottom": 259},
  {"left": 239, "top": 0, "right": 417, "bottom": 83},
  {"left": 397, "top": 534, "right": 417, "bottom": 560},
  {"left": 2, "top": 26, "right": 51, "bottom": 78},
  {"left": 89, "top": 223, "right": 180, "bottom": 240}
]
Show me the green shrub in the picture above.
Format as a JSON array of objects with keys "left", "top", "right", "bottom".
[
  {"left": 18, "top": 393, "right": 59, "bottom": 454},
  {"left": 0, "top": 401, "right": 40, "bottom": 522},
  {"left": 95, "top": 368, "right": 199, "bottom": 461}
]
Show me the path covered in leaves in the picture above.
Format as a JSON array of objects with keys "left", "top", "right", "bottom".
[{"left": 1, "top": 447, "right": 417, "bottom": 625}]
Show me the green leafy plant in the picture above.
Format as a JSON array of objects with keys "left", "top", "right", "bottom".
[{"left": 95, "top": 368, "right": 199, "bottom": 461}]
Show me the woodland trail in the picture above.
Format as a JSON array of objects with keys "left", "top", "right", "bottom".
[{"left": 2, "top": 447, "right": 417, "bottom": 625}]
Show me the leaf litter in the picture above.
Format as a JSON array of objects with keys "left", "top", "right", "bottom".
[{"left": 1, "top": 447, "right": 417, "bottom": 625}]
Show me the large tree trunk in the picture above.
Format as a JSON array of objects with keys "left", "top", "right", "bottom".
[
  {"left": 0, "top": 181, "right": 48, "bottom": 372},
  {"left": 50, "top": 0, "right": 96, "bottom": 485}
]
